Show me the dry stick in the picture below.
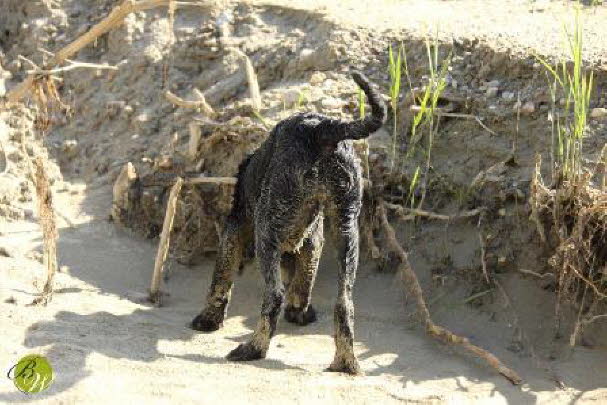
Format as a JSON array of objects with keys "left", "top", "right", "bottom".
[
  {"left": 165, "top": 90, "right": 214, "bottom": 115},
  {"left": 429, "top": 110, "right": 499, "bottom": 137},
  {"left": 6, "top": 0, "right": 201, "bottom": 103},
  {"left": 26, "top": 61, "right": 119, "bottom": 75},
  {"left": 518, "top": 268, "right": 555, "bottom": 280},
  {"left": 231, "top": 48, "right": 262, "bottom": 111},
  {"left": 477, "top": 214, "right": 490, "bottom": 284},
  {"left": 377, "top": 201, "right": 522, "bottom": 385},
  {"left": 188, "top": 121, "right": 202, "bottom": 165},
  {"left": 385, "top": 202, "right": 484, "bottom": 221},
  {"left": 30, "top": 157, "right": 59, "bottom": 306},
  {"left": 149, "top": 177, "right": 184, "bottom": 305},
  {"left": 530, "top": 154, "right": 547, "bottom": 244},
  {"left": 187, "top": 176, "right": 236, "bottom": 185}
]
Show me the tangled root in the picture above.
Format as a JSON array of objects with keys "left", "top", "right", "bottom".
[{"left": 530, "top": 153, "right": 607, "bottom": 344}]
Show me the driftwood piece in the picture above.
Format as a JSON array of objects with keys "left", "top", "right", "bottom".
[
  {"left": 30, "top": 157, "right": 58, "bottom": 306},
  {"left": 7, "top": 0, "right": 210, "bottom": 103},
  {"left": 149, "top": 177, "right": 184, "bottom": 305},
  {"left": 377, "top": 201, "right": 522, "bottom": 385}
]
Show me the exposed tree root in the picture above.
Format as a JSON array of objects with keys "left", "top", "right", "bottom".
[
  {"left": 377, "top": 200, "right": 523, "bottom": 385},
  {"left": 531, "top": 152, "right": 607, "bottom": 346}
]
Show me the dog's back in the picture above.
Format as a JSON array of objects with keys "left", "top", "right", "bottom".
[{"left": 232, "top": 71, "right": 386, "bottom": 222}]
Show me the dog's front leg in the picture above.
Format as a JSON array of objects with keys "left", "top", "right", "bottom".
[{"left": 191, "top": 216, "right": 244, "bottom": 332}]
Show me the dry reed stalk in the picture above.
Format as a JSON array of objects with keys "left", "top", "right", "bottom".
[{"left": 31, "top": 157, "right": 58, "bottom": 306}]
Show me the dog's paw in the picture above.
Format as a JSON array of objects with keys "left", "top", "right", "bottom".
[
  {"left": 190, "top": 311, "right": 223, "bottom": 332},
  {"left": 226, "top": 342, "right": 265, "bottom": 361},
  {"left": 326, "top": 358, "right": 363, "bottom": 376},
  {"left": 284, "top": 304, "right": 317, "bottom": 326}
]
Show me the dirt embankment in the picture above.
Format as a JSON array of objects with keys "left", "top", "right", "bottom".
[{"left": 1, "top": 0, "right": 607, "bottom": 403}]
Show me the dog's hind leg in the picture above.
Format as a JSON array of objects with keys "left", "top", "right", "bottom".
[
  {"left": 227, "top": 233, "right": 284, "bottom": 361},
  {"left": 191, "top": 216, "right": 245, "bottom": 332},
  {"left": 284, "top": 215, "right": 324, "bottom": 326},
  {"left": 326, "top": 197, "right": 363, "bottom": 375}
]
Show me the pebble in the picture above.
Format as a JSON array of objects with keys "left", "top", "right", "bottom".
[
  {"left": 321, "top": 97, "right": 342, "bottom": 110},
  {"left": 590, "top": 108, "right": 607, "bottom": 119},
  {"left": 486, "top": 80, "right": 500, "bottom": 88},
  {"left": 23, "top": 208, "right": 34, "bottom": 219},
  {"left": 62, "top": 140, "right": 79, "bottom": 159},
  {"left": 282, "top": 89, "right": 301, "bottom": 107},
  {"left": 0, "top": 246, "right": 11, "bottom": 257},
  {"left": 486, "top": 87, "right": 499, "bottom": 98},
  {"left": 310, "top": 72, "right": 326, "bottom": 85},
  {"left": 135, "top": 112, "right": 149, "bottom": 123},
  {"left": 502, "top": 91, "right": 515, "bottom": 101},
  {"left": 520, "top": 101, "right": 535, "bottom": 115}
]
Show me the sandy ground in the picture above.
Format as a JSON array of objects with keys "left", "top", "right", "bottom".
[
  {"left": 2, "top": 0, "right": 607, "bottom": 403},
  {"left": 255, "top": 0, "right": 607, "bottom": 65},
  {"left": 0, "top": 182, "right": 606, "bottom": 403}
]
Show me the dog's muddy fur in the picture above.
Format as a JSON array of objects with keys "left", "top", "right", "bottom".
[{"left": 191, "top": 71, "right": 386, "bottom": 375}]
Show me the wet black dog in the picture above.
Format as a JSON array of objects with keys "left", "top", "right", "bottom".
[{"left": 191, "top": 71, "right": 386, "bottom": 374}]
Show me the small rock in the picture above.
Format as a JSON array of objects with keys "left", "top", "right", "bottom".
[
  {"left": 520, "top": 101, "right": 535, "bottom": 115},
  {"left": 498, "top": 208, "right": 506, "bottom": 217},
  {"left": 6, "top": 150, "right": 21, "bottom": 162},
  {"left": 486, "top": 80, "right": 500, "bottom": 88},
  {"left": 590, "top": 108, "right": 607, "bottom": 119},
  {"left": 6, "top": 59, "right": 21, "bottom": 73},
  {"left": 321, "top": 97, "right": 342, "bottom": 110},
  {"left": 310, "top": 71, "right": 326, "bottom": 85},
  {"left": 502, "top": 91, "right": 515, "bottom": 101},
  {"left": 62, "top": 140, "right": 79, "bottom": 159},
  {"left": 23, "top": 208, "right": 34, "bottom": 219},
  {"left": 282, "top": 89, "right": 301, "bottom": 107},
  {"left": 135, "top": 112, "right": 149, "bottom": 123},
  {"left": 486, "top": 87, "right": 499, "bottom": 98},
  {"left": 0, "top": 246, "right": 11, "bottom": 257}
]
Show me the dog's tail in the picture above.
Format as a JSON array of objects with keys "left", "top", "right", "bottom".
[{"left": 317, "top": 71, "right": 387, "bottom": 147}]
